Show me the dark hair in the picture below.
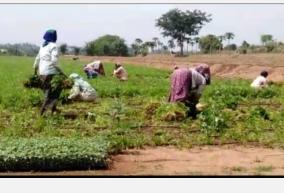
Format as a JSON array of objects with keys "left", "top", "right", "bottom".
[{"left": 260, "top": 71, "right": 268, "bottom": 78}]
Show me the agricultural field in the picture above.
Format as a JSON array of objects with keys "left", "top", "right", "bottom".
[{"left": 2, "top": 55, "right": 284, "bottom": 174}]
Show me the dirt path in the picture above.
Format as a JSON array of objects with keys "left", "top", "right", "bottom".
[
  {"left": 67, "top": 54, "right": 284, "bottom": 82},
  {"left": 3, "top": 145, "right": 284, "bottom": 176}
]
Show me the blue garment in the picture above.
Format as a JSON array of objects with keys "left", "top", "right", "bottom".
[
  {"left": 43, "top": 29, "right": 57, "bottom": 47},
  {"left": 84, "top": 69, "right": 98, "bottom": 79}
]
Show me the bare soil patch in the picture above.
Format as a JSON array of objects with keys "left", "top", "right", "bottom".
[
  {"left": 3, "top": 145, "right": 284, "bottom": 176},
  {"left": 68, "top": 54, "right": 284, "bottom": 82}
]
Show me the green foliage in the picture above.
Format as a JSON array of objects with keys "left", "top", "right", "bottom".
[
  {"left": 0, "top": 43, "right": 39, "bottom": 56},
  {"left": 0, "top": 137, "right": 109, "bottom": 171},
  {"left": 155, "top": 102, "right": 187, "bottom": 122},
  {"left": 199, "top": 34, "right": 222, "bottom": 54},
  {"left": 261, "top": 34, "right": 273, "bottom": 45},
  {"left": 224, "top": 44, "right": 237, "bottom": 51},
  {"left": 72, "top": 46, "right": 81, "bottom": 55},
  {"left": 2, "top": 56, "right": 284, "bottom": 171},
  {"left": 50, "top": 74, "right": 74, "bottom": 91},
  {"left": 199, "top": 104, "right": 229, "bottom": 135},
  {"left": 23, "top": 74, "right": 42, "bottom": 89},
  {"left": 249, "top": 106, "right": 270, "bottom": 120},
  {"left": 85, "top": 35, "right": 128, "bottom": 56},
  {"left": 59, "top": 44, "right": 68, "bottom": 55},
  {"left": 224, "top": 32, "right": 235, "bottom": 45},
  {"left": 156, "top": 8, "right": 211, "bottom": 55}
]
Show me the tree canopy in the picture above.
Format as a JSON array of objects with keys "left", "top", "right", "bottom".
[
  {"left": 85, "top": 35, "right": 128, "bottom": 56},
  {"left": 156, "top": 8, "right": 211, "bottom": 55},
  {"left": 199, "top": 34, "right": 222, "bottom": 54}
]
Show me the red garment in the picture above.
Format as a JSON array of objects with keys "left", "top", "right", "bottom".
[{"left": 169, "top": 68, "right": 192, "bottom": 102}]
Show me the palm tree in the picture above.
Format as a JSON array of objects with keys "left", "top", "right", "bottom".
[
  {"left": 135, "top": 38, "right": 143, "bottom": 46},
  {"left": 218, "top": 35, "right": 225, "bottom": 52},
  {"left": 190, "top": 40, "right": 195, "bottom": 53},
  {"left": 152, "top": 37, "right": 159, "bottom": 52},
  {"left": 157, "top": 41, "right": 163, "bottom": 53},
  {"left": 186, "top": 38, "right": 191, "bottom": 54},
  {"left": 194, "top": 37, "right": 200, "bottom": 53},
  {"left": 144, "top": 41, "right": 155, "bottom": 53},
  {"left": 224, "top": 32, "right": 235, "bottom": 45}
]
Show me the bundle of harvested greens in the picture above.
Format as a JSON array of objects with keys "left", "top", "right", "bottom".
[
  {"left": 23, "top": 75, "right": 43, "bottom": 88},
  {"left": 51, "top": 74, "right": 74, "bottom": 91},
  {"left": 24, "top": 74, "right": 74, "bottom": 90}
]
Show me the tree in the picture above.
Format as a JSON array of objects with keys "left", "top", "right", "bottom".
[
  {"left": 239, "top": 40, "right": 250, "bottom": 54},
  {"left": 242, "top": 41, "right": 250, "bottom": 49},
  {"left": 261, "top": 34, "right": 273, "bottom": 46},
  {"left": 218, "top": 35, "right": 225, "bottom": 52},
  {"left": 224, "top": 32, "right": 235, "bottom": 45},
  {"left": 156, "top": 8, "right": 211, "bottom": 56},
  {"left": 199, "top": 34, "right": 222, "bottom": 54},
  {"left": 162, "top": 45, "right": 168, "bottom": 51},
  {"left": 186, "top": 38, "right": 191, "bottom": 53},
  {"left": 168, "top": 39, "right": 175, "bottom": 52},
  {"left": 135, "top": 38, "right": 143, "bottom": 46},
  {"left": 144, "top": 41, "right": 155, "bottom": 53},
  {"left": 194, "top": 37, "right": 200, "bottom": 52},
  {"left": 72, "top": 46, "right": 80, "bottom": 55},
  {"left": 152, "top": 37, "right": 159, "bottom": 52},
  {"left": 157, "top": 41, "right": 163, "bottom": 52},
  {"left": 224, "top": 44, "right": 237, "bottom": 51},
  {"left": 131, "top": 43, "right": 139, "bottom": 56},
  {"left": 85, "top": 35, "right": 128, "bottom": 56},
  {"left": 60, "top": 43, "right": 67, "bottom": 55}
]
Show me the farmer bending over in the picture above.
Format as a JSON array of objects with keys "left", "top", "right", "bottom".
[
  {"left": 68, "top": 73, "right": 97, "bottom": 102},
  {"left": 251, "top": 71, "right": 269, "bottom": 89},
  {"left": 168, "top": 66, "right": 210, "bottom": 118},
  {"left": 113, "top": 63, "right": 128, "bottom": 81},
  {"left": 83, "top": 60, "right": 105, "bottom": 79},
  {"left": 33, "top": 29, "right": 65, "bottom": 116}
]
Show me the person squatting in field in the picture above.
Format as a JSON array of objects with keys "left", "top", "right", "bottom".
[
  {"left": 68, "top": 73, "right": 97, "bottom": 102},
  {"left": 33, "top": 29, "right": 66, "bottom": 116},
  {"left": 168, "top": 64, "right": 211, "bottom": 118},
  {"left": 113, "top": 63, "right": 128, "bottom": 81},
  {"left": 83, "top": 60, "right": 106, "bottom": 79},
  {"left": 251, "top": 71, "right": 269, "bottom": 89}
]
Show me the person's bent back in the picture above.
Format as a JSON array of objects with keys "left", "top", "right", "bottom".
[{"left": 251, "top": 71, "right": 269, "bottom": 89}]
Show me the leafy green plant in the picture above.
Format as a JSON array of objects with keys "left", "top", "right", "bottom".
[
  {"left": 0, "top": 137, "right": 109, "bottom": 171},
  {"left": 198, "top": 104, "right": 229, "bottom": 135}
]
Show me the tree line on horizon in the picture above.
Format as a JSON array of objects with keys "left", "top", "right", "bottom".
[{"left": 1, "top": 8, "right": 283, "bottom": 57}]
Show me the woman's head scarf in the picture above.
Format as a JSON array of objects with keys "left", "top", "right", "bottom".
[{"left": 43, "top": 29, "right": 57, "bottom": 47}]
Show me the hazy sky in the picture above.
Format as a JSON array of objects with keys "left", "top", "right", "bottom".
[{"left": 1, "top": 4, "right": 284, "bottom": 47}]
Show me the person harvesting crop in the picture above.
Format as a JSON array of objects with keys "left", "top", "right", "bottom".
[
  {"left": 33, "top": 29, "right": 66, "bottom": 116},
  {"left": 68, "top": 73, "right": 97, "bottom": 102},
  {"left": 113, "top": 63, "right": 128, "bottom": 81},
  {"left": 168, "top": 66, "right": 210, "bottom": 118},
  {"left": 83, "top": 60, "right": 105, "bottom": 79},
  {"left": 251, "top": 71, "right": 269, "bottom": 89}
]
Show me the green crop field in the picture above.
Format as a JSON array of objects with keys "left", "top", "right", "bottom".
[{"left": 1, "top": 55, "right": 284, "bottom": 171}]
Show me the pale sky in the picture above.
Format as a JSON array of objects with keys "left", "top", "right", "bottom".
[{"left": 1, "top": 4, "right": 284, "bottom": 47}]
